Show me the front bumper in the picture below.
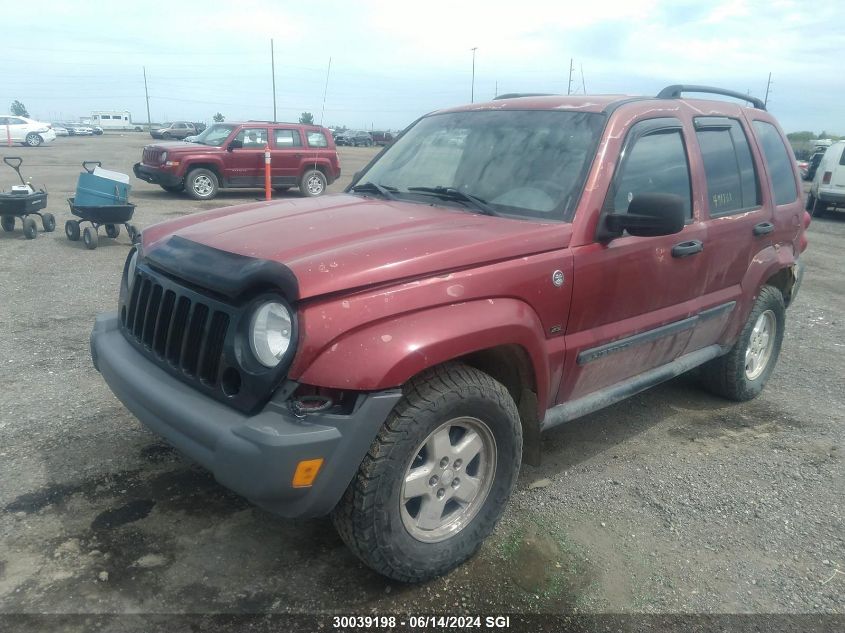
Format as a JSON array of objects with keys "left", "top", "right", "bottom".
[
  {"left": 133, "top": 162, "right": 183, "bottom": 187},
  {"left": 90, "top": 313, "right": 401, "bottom": 517}
]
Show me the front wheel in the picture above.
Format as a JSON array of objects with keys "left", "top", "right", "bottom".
[
  {"left": 186, "top": 168, "right": 219, "bottom": 200},
  {"left": 82, "top": 226, "right": 98, "bottom": 250},
  {"left": 105, "top": 223, "right": 120, "bottom": 239},
  {"left": 22, "top": 217, "right": 37, "bottom": 239},
  {"left": 699, "top": 285, "right": 785, "bottom": 401},
  {"left": 25, "top": 133, "right": 43, "bottom": 147},
  {"left": 331, "top": 364, "right": 522, "bottom": 582},
  {"left": 299, "top": 169, "right": 327, "bottom": 197}
]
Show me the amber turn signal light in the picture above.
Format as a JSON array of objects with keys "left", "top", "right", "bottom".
[{"left": 292, "top": 458, "right": 324, "bottom": 488}]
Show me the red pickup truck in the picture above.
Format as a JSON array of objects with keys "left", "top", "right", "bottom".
[
  {"left": 134, "top": 122, "right": 341, "bottom": 199},
  {"left": 94, "top": 85, "right": 807, "bottom": 582}
]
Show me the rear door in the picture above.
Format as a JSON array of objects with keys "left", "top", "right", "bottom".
[
  {"left": 271, "top": 128, "right": 305, "bottom": 186},
  {"left": 683, "top": 116, "right": 769, "bottom": 353},
  {"left": 224, "top": 127, "right": 269, "bottom": 186},
  {"left": 4, "top": 117, "right": 28, "bottom": 142},
  {"left": 560, "top": 117, "right": 708, "bottom": 402}
]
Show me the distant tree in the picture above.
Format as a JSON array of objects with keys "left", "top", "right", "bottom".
[
  {"left": 213, "top": 112, "right": 225, "bottom": 123},
  {"left": 299, "top": 112, "right": 314, "bottom": 125},
  {"left": 10, "top": 100, "right": 29, "bottom": 117},
  {"left": 786, "top": 131, "right": 817, "bottom": 142}
]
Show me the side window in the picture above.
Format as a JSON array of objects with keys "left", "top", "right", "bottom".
[
  {"left": 838, "top": 146, "right": 845, "bottom": 166},
  {"left": 234, "top": 128, "right": 268, "bottom": 149},
  {"left": 306, "top": 131, "right": 328, "bottom": 147},
  {"left": 274, "top": 129, "right": 302, "bottom": 147},
  {"left": 695, "top": 118, "right": 760, "bottom": 215},
  {"left": 752, "top": 121, "right": 798, "bottom": 205},
  {"left": 611, "top": 128, "right": 692, "bottom": 217}
]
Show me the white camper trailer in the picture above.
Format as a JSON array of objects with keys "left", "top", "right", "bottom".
[{"left": 90, "top": 111, "right": 139, "bottom": 131}]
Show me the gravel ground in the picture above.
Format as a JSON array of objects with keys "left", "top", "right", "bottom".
[{"left": 0, "top": 135, "right": 842, "bottom": 619}]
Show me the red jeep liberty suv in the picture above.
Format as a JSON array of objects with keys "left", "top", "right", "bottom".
[
  {"left": 93, "top": 85, "right": 808, "bottom": 582},
  {"left": 134, "top": 121, "right": 341, "bottom": 200}
]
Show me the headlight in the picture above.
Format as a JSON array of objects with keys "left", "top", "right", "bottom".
[
  {"left": 160, "top": 151, "right": 168, "bottom": 163},
  {"left": 126, "top": 249, "right": 138, "bottom": 290},
  {"left": 249, "top": 301, "right": 292, "bottom": 368}
]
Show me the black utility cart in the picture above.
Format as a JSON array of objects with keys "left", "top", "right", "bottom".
[{"left": 0, "top": 157, "right": 55, "bottom": 239}]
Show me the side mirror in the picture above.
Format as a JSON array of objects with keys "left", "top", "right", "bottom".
[
  {"left": 604, "top": 193, "right": 686, "bottom": 238},
  {"left": 227, "top": 139, "right": 242, "bottom": 151}
]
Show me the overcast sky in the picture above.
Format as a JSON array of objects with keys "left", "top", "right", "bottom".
[{"left": 3, "top": 0, "right": 842, "bottom": 133}]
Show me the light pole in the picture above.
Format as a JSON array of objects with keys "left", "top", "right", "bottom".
[{"left": 471, "top": 47, "right": 478, "bottom": 103}]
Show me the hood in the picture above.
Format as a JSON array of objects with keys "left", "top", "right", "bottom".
[
  {"left": 146, "top": 141, "right": 212, "bottom": 152},
  {"left": 142, "top": 194, "right": 572, "bottom": 300}
]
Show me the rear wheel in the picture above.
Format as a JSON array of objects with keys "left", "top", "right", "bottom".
[
  {"left": 186, "top": 168, "right": 219, "bottom": 200},
  {"left": 83, "top": 226, "right": 98, "bottom": 250},
  {"left": 299, "top": 169, "right": 327, "bottom": 197},
  {"left": 1, "top": 216, "right": 14, "bottom": 232},
  {"left": 699, "top": 285, "right": 785, "bottom": 401},
  {"left": 22, "top": 217, "right": 37, "bottom": 239},
  {"left": 65, "top": 220, "right": 80, "bottom": 241},
  {"left": 41, "top": 213, "right": 56, "bottom": 232},
  {"left": 25, "top": 133, "right": 43, "bottom": 147},
  {"left": 332, "top": 364, "right": 522, "bottom": 582},
  {"left": 105, "top": 224, "right": 120, "bottom": 239}
]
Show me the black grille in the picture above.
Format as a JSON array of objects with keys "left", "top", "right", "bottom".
[
  {"left": 122, "top": 269, "right": 230, "bottom": 388},
  {"left": 143, "top": 147, "right": 163, "bottom": 165}
]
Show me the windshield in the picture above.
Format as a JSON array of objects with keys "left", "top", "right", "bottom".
[
  {"left": 356, "top": 110, "right": 604, "bottom": 221},
  {"left": 193, "top": 124, "right": 236, "bottom": 147}
]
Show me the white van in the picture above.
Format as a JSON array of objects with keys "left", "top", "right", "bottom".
[
  {"left": 90, "top": 111, "right": 139, "bottom": 131},
  {"left": 807, "top": 140, "right": 845, "bottom": 217}
]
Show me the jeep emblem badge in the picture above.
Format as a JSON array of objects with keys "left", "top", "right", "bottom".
[{"left": 552, "top": 270, "right": 565, "bottom": 287}]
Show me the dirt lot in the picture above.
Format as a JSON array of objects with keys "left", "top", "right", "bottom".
[{"left": 0, "top": 134, "right": 842, "bottom": 618}]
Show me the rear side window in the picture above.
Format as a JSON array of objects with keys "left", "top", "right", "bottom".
[
  {"left": 274, "top": 129, "right": 302, "bottom": 147},
  {"left": 838, "top": 146, "right": 845, "bottom": 166},
  {"left": 306, "top": 131, "right": 328, "bottom": 147},
  {"left": 611, "top": 129, "right": 692, "bottom": 218},
  {"left": 752, "top": 121, "right": 798, "bottom": 205},
  {"left": 695, "top": 118, "right": 760, "bottom": 215}
]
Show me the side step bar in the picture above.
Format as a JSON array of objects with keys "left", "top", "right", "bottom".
[{"left": 541, "top": 344, "right": 726, "bottom": 432}]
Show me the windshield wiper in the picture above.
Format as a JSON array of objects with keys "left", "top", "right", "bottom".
[
  {"left": 406, "top": 186, "right": 497, "bottom": 216},
  {"left": 350, "top": 182, "right": 398, "bottom": 200}
]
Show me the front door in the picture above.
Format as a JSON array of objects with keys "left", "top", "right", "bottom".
[
  {"left": 559, "top": 117, "right": 708, "bottom": 403},
  {"left": 224, "top": 127, "right": 269, "bottom": 186}
]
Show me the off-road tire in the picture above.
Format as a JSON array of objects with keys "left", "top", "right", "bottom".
[
  {"left": 1, "top": 216, "right": 14, "bottom": 232},
  {"left": 105, "top": 224, "right": 120, "bottom": 239},
  {"left": 82, "top": 226, "right": 98, "bottom": 250},
  {"left": 65, "top": 220, "right": 80, "bottom": 241},
  {"left": 699, "top": 285, "right": 785, "bottom": 401},
  {"left": 331, "top": 363, "right": 522, "bottom": 582},
  {"left": 41, "top": 212, "right": 55, "bottom": 232},
  {"left": 186, "top": 168, "right": 219, "bottom": 200},
  {"left": 22, "top": 217, "right": 37, "bottom": 239}
]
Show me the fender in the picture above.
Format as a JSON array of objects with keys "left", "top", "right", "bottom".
[
  {"left": 725, "top": 244, "right": 797, "bottom": 342},
  {"left": 180, "top": 156, "right": 225, "bottom": 180},
  {"left": 298, "top": 157, "right": 334, "bottom": 181},
  {"left": 294, "top": 298, "right": 553, "bottom": 408}
]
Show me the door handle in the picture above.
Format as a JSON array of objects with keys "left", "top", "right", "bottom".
[
  {"left": 753, "top": 221, "right": 774, "bottom": 236},
  {"left": 671, "top": 240, "right": 703, "bottom": 258}
]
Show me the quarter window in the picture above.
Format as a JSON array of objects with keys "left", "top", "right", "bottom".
[
  {"left": 274, "top": 129, "right": 302, "bottom": 147},
  {"left": 752, "top": 121, "right": 798, "bottom": 205},
  {"left": 695, "top": 118, "right": 760, "bottom": 215},
  {"left": 611, "top": 128, "right": 692, "bottom": 217},
  {"left": 306, "top": 131, "right": 328, "bottom": 147}
]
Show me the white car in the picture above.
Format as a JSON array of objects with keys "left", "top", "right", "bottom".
[
  {"left": 0, "top": 115, "right": 57, "bottom": 146},
  {"left": 52, "top": 125, "right": 70, "bottom": 136},
  {"left": 807, "top": 140, "right": 845, "bottom": 218}
]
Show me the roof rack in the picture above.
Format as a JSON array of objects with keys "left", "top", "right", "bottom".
[
  {"left": 656, "top": 85, "right": 766, "bottom": 111},
  {"left": 493, "top": 93, "right": 558, "bottom": 100}
]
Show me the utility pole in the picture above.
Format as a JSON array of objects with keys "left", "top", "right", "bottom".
[
  {"left": 271, "top": 39, "right": 277, "bottom": 122},
  {"left": 764, "top": 72, "right": 772, "bottom": 107},
  {"left": 143, "top": 66, "right": 152, "bottom": 132},
  {"left": 567, "top": 58, "right": 575, "bottom": 95},
  {"left": 580, "top": 64, "right": 586, "bottom": 94},
  {"left": 471, "top": 47, "right": 478, "bottom": 103},
  {"left": 494, "top": 80, "right": 498, "bottom": 98}
]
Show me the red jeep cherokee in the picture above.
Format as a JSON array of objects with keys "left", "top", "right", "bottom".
[
  {"left": 133, "top": 121, "right": 341, "bottom": 200},
  {"left": 93, "top": 85, "right": 808, "bottom": 582}
]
